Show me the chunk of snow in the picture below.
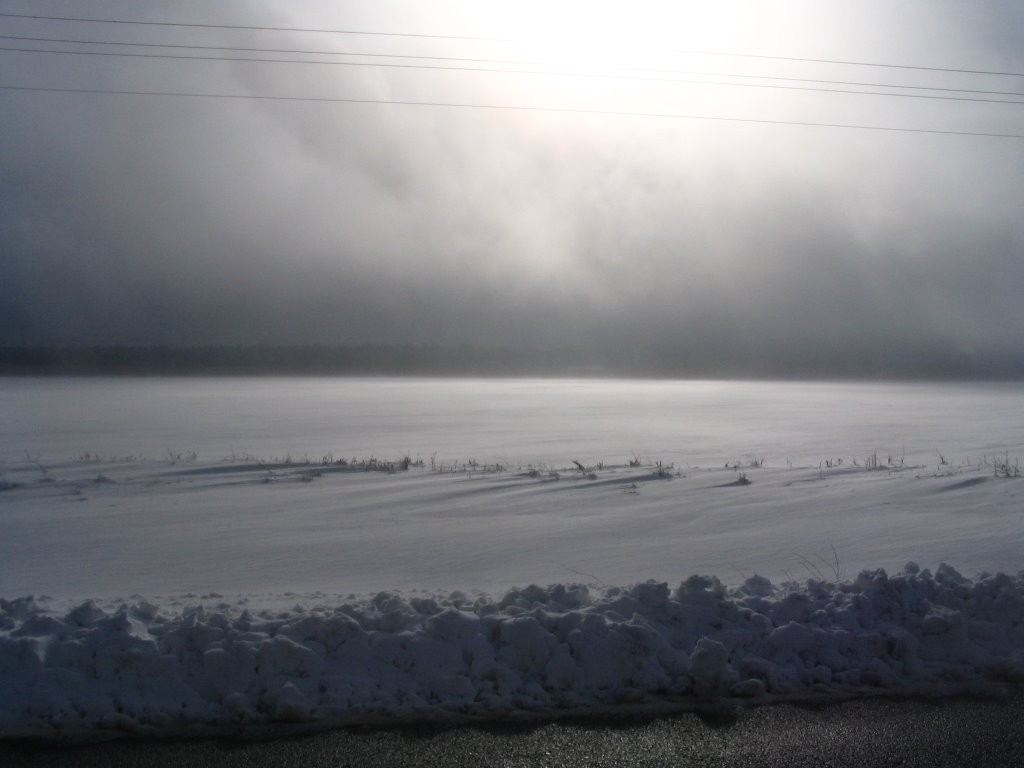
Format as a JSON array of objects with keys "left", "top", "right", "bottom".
[{"left": 4, "top": 565, "right": 1024, "bottom": 737}]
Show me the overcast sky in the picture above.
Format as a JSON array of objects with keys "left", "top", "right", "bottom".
[{"left": 2, "top": 1, "right": 1023, "bottom": 375}]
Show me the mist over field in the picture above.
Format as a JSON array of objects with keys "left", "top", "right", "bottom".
[{"left": 2, "top": 1, "right": 1024, "bottom": 378}]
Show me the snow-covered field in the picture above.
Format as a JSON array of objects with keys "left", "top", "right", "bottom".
[{"left": 1, "top": 377, "right": 1023, "bottom": 737}]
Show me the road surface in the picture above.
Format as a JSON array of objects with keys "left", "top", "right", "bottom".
[{"left": 4, "top": 693, "right": 1023, "bottom": 767}]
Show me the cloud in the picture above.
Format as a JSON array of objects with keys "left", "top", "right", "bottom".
[{"left": 1, "top": 0, "right": 1022, "bottom": 375}]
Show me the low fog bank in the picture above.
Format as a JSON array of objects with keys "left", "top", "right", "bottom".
[
  {"left": 2, "top": 343, "right": 1022, "bottom": 380},
  {"left": 3, "top": 3, "right": 1023, "bottom": 380}
]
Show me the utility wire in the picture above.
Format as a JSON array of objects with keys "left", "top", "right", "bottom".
[
  {"left": 4, "top": 34, "right": 1024, "bottom": 99},
  {"left": 2, "top": 10, "right": 1022, "bottom": 79},
  {"left": 3, "top": 84, "right": 1022, "bottom": 139},
  {"left": 6, "top": 45, "right": 1023, "bottom": 106},
  {"left": 0, "top": 10, "right": 511, "bottom": 42}
]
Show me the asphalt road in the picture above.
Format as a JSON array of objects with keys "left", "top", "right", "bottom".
[{"left": 4, "top": 693, "right": 1024, "bottom": 767}]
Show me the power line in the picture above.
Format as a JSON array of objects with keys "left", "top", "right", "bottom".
[
  {"left": 684, "top": 49, "right": 1024, "bottom": 81},
  {"left": 0, "top": 10, "right": 511, "bottom": 43},
  {"left": 6, "top": 45, "right": 1024, "bottom": 106},
  {"left": 2, "top": 10, "right": 1022, "bottom": 79},
  {"left": 3, "top": 84, "right": 1022, "bottom": 139},
  {"left": 5, "top": 34, "right": 1024, "bottom": 100}
]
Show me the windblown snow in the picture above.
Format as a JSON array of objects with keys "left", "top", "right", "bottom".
[
  {"left": 2, "top": 378, "right": 1023, "bottom": 737},
  {"left": 2, "top": 457, "right": 1024, "bottom": 739}
]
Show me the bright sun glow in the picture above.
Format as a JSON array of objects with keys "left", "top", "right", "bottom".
[
  {"left": 452, "top": 1, "right": 805, "bottom": 129},
  {"left": 457, "top": 0, "right": 809, "bottom": 121},
  {"left": 480, "top": 1, "right": 764, "bottom": 72}
]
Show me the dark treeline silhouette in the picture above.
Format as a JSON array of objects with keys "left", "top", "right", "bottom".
[
  {"left": 0, "top": 345, "right": 564, "bottom": 377},
  {"left": 1, "top": 344, "right": 1023, "bottom": 380}
]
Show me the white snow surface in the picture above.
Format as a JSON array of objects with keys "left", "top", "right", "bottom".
[
  {"left": 2, "top": 456, "right": 1022, "bottom": 598},
  {"left": 1, "top": 458, "right": 1024, "bottom": 737},
  {"left": 2, "top": 378, "right": 1024, "bottom": 736}
]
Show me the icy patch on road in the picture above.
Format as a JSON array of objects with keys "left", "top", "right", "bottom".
[{"left": 3, "top": 563, "right": 1024, "bottom": 738}]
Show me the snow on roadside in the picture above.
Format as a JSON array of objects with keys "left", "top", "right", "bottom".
[{"left": 3, "top": 563, "right": 1024, "bottom": 738}]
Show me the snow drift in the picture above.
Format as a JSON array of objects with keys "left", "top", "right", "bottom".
[{"left": 3, "top": 563, "right": 1024, "bottom": 738}]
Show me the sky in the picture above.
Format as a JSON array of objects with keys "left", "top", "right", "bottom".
[{"left": 1, "top": 1, "right": 1023, "bottom": 376}]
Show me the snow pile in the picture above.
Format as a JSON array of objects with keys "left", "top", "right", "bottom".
[{"left": 3, "top": 564, "right": 1024, "bottom": 737}]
